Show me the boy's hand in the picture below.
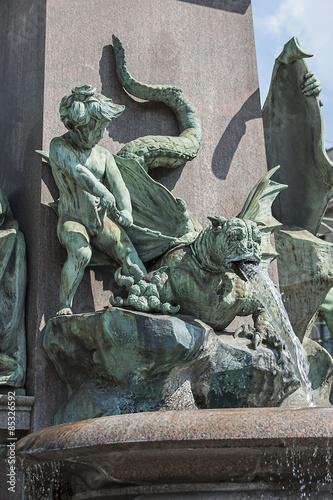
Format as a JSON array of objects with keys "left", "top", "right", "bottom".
[
  {"left": 302, "top": 71, "right": 322, "bottom": 97},
  {"left": 100, "top": 192, "right": 116, "bottom": 210},
  {"left": 118, "top": 210, "right": 133, "bottom": 227}
]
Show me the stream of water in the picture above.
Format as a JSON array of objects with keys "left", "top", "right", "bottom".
[{"left": 238, "top": 262, "right": 314, "bottom": 406}]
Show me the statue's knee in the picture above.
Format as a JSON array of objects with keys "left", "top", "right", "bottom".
[
  {"left": 68, "top": 245, "right": 92, "bottom": 268},
  {"left": 79, "top": 246, "right": 92, "bottom": 266}
]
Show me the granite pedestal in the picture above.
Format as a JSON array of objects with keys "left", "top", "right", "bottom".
[{"left": 0, "top": 1, "right": 274, "bottom": 498}]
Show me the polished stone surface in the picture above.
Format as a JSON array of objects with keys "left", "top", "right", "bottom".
[{"left": 17, "top": 408, "right": 333, "bottom": 496}]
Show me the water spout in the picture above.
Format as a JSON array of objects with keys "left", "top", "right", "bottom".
[{"left": 237, "top": 262, "right": 314, "bottom": 406}]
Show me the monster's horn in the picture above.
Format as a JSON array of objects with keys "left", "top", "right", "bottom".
[{"left": 207, "top": 216, "right": 226, "bottom": 229}]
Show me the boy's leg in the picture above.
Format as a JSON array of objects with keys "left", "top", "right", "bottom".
[
  {"left": 92, "top": 216, "right": 147, "bottom": 277},
  {"left": 57, "top": 220, "right": 92, "bottom": 315}
]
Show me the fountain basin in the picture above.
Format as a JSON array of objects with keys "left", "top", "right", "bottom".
[{"left": 16, "top": 408, "right": 333, "bottom": 498}]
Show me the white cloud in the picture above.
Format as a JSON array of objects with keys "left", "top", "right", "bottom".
[
  {"left": 263, "top": 1, "right": 306, "bottom": 36},
  {"left": 256, "top": 0, "right": 333, "bottom": 88}
]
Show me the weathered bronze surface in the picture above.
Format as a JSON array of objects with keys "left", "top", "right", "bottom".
[{"left": 0, "top": 186, "right": 26, "bottom": 390}]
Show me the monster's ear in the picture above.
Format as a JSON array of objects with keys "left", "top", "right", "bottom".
[{"left": 207, "top": 216, "right": 226, "bottom": 231}]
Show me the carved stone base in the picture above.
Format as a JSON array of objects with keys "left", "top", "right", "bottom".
[
  {"left": 0, "top": 395, "right": 34, "bottom": 446},
  {"left": 16, "top": 408, "right": 333, "bottom": 498}
]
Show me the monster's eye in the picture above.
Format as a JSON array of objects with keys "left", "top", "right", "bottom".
[{"left": 233, "top": 230, "right": 244, "bottom": 241}]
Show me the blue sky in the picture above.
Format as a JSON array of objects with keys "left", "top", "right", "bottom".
[{"left": 252, "top": 0, "right": 333, "bottom": 148}]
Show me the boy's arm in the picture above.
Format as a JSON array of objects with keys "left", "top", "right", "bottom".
[
  {"left": 104, "top": 152, "right": 133, "bottom": 227},
  {"left": 50, "top": 137, "right": 115, "bottom": 209}
]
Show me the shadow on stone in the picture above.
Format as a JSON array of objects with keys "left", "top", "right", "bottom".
[
  {"left": 177, "top": 0, "right": 250, "bottom": 15},
  {"left": 212, "top": 89, "right": 262, "bottom": 179}
]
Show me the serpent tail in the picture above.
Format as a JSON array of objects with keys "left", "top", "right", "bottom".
[{"left": 112, "top": 35, "right": 202, "bottom": 170}]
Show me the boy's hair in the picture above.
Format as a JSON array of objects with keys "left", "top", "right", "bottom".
[{"left": 59, "top": 84, "right": 125, "bottom": 130}]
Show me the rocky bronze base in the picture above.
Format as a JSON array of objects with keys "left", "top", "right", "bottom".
[
  {"left": 44, "top": 308, "right": 303, "bottom": 424},
  {"left": 16, "top": 408, "right": 333, "bottom": 499}
]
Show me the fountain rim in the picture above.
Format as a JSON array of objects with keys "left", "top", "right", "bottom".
[{"left": 16, "top": 407, "right": 333, "bottom": 461}]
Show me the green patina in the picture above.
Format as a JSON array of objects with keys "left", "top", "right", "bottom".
[
  {"left": 35, "top": 36, "right": 333, "bottom": 421},
  {"left": 0, "top": 186, "right": 27, "bottom": 390}
]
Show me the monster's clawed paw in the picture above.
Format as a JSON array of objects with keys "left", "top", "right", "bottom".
[
  {"left": 252, "top": 330, "right": 262, "bottom": 349},
  {"left": 266, "top": 330, "right": 285, "bottom": 355},
  {"left": 110, "top": 266, "right": 180, "bottom": 315},
  {"left": 234, "top": 324, "right": 262, "bottom": 349},
  {"left": 234, "top": 324, "right": 249, "bottom": 339},
  {"left": 129, "top": 264, "right": 145, "bottom": 283},
  {"left": 234, "top": 324, "right": 279, "bottom": 350}
]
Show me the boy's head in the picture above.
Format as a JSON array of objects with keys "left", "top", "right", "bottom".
[{"left": 60, "top": 84, "right": 125, "bottom": 132}]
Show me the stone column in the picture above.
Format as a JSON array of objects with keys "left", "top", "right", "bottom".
[{"left": 0, "top": 0, "right": 266, "bottom": 431}]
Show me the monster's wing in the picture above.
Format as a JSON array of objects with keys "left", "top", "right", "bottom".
[
  {"left": 238, "top": 166, "right": 287, "bottom": 271},
  {"left": 36, "top": 150, "right": 50, "bottom": 163},
  {"left": 113, "top": 155, "right": 200, "bottom": 262},
  {"left": 262, "top": 36, "right": 333, "bottom": 235},
  {"left": 35, "top": 150, "right": 200, "bottom": 264}
]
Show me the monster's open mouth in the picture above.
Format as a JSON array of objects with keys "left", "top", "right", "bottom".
[{"left": 228, "top": 257, "right": 259, "bottom": 281}]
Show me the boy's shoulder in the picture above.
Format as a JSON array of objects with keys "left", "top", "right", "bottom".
[
  {"left": 94, "top": 144, "right": 112, "bottom": 155},
  {"left": 95, "top": 145, "right": 117, "bottom": 163},
  {"left": 50, "top": 135, "right": 70, "bottom": 153},
  {"left": 49, "top": 136, "right": 80, "bottom": 168}
]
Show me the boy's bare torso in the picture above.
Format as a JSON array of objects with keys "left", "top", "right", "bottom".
[{"left": 50, "top": 136, "right": 115, "bottom": 235}]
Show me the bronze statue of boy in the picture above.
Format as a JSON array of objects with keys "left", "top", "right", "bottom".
[{"left": 49, "top": 85, "right": 146, "bottom": 315}]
